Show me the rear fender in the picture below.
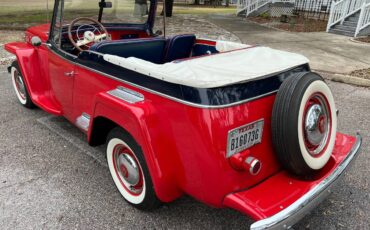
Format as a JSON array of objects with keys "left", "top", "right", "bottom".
[{"left": 90, "top": 92, "right": 183, "bottom": 202}]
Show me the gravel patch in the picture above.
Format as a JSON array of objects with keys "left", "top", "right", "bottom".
[
  {"left": 0, "top": 45, "right": 13, "bottom": 59},
  {"left": 248, "top": 16, "right": 327, "bottom": 32},
  {"left": 355, "top": 36, "right": 370, "bottom": 43},
  {"left": 0, "top": 46, "right": 15, "bottom": 68},
  {"left": 0, "top": 30, "right": 23, "bottom": 44},
  {"left": 350, "top": 68, "right": 370, "bottom": 80},
  {"left": 0, "top": 30, "right": 21, "bottom": 68}
]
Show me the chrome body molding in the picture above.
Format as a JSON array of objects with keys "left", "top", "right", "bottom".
[
  {"left": 107, "top": 86, "right": 144, "bottom": 104},
  {"left": 75, "top": 113, "right": 91, "bottom": 132},
  {"left": 250, "top": 133, "right": 362, "bottom": 230}
]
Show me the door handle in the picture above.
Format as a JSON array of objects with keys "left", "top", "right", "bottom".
[{"left": 64, "top": 71, "right": 77, "bottom": 77}]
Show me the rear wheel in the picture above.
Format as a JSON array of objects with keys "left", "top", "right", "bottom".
[
  {"left": 271, "top": 72, "right": 337, "bottom": 176},
  {"left": 106, "top": 127, "right": 161, "bottom": 210},
  {"left": 10, "top": 61, "right": 35, "bottom": 108}
]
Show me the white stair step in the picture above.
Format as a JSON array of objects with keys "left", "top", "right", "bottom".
[
  {"left": 347, "top": 16, "right": 360, "bottom": 22},
  {"left": 343, "top": 21, "right": 358, "bottom": 27},
  {"left": 335, "top": 25, "right": 357, "bottom": 32},
  {"left": 329, "top": 28, "right": 355, "bottom": 37}
]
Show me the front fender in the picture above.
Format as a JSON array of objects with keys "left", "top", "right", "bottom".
[
  {"left": 4, "top": 42, "right": 41, "bottom": 97},
  {"left": 4, "top": 42, "right": 62, "bottom": 115},
  {"left": 90, "top": 92, "right": 183, "bottom": 202},
  {"left": 4, "top": 42, "right": 28, "bottom": 55}
]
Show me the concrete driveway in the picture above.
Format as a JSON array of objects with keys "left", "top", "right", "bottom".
[
  {"left": 0, "top": 63, "right": 369, "bottom": 229},
  {"left": 208, "top": 14, "right": 370, "bottom": 74}
]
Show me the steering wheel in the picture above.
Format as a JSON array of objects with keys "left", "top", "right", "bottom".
[{"left": 68, "top": 17, "right": 110, "bottom": 52}]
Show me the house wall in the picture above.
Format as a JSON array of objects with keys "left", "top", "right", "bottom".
[
  {"left": 269, "top": 2, "right": 295, "bottom": 17},
  {"left": 294, "top": 0, "right": 333, "bottom": 13}
]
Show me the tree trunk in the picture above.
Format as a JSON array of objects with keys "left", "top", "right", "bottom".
[
  {"left": 134, "top": 0, "right": 148, "bottom": 16},
  {"left": 160, "top": 0, "right": 174, "bottom": 17},
  {"left": 165, "top": 0, "right": 174, "bottom": 17}
]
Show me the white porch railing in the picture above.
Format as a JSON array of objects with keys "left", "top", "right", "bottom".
[
  {"left": 326, "top": 0, "right": 347, "bottom": 31},
  {"left": 237, "top": 0, "right": 295, "bottom": 16},
  {"left": 271, "top": 0, "right": 295, "bottom": 2},
  {"left": 346, "top": 0, "right": 367, "bottom": 16},
  {"left": 355, "top": 2, "right": 370, "bottom": 36},
  {"left": 237, "top": 0, "right": 248, "bottom": 13},
  {"left": 237, "top": 0, "right": 270, "bottom": 16},
  {"left": 327, "top": 0, "right": 367, "bottom": 32}
]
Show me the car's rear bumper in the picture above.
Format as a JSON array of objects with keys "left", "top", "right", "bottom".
[{"left": 223, "top": 133, "right": 362, "bottom": 230}]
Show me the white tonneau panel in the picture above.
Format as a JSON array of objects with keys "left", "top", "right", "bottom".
[{"left": 103, "top": 44, "right": 309, "bottom": 88}]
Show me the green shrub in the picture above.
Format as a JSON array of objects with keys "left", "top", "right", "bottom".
[{"left": 259, "top": 12, "right": 270, "bottom": 18}]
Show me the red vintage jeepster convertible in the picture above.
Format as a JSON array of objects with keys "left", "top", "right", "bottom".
[{"left": 4, "top": 0, "right": 362, "bottom": 229}]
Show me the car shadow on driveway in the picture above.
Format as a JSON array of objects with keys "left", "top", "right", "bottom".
[{"left": 35, "top": 114, "right": 255, "bottom": 229}]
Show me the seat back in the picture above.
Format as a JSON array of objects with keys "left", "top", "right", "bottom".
[
  {"left": 90, "top": 38, "right": 167, "bottom": 64},
  {"left": 164, "top": 34, "right": 196, "bottom": 62}
]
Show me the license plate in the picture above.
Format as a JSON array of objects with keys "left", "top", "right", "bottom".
[{"left": 226, "top": 119, "right": 264, "bottom": 158}]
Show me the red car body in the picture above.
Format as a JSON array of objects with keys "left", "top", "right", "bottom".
[{"left": 5, "top": 0, "right": 362, "bottom": 229}]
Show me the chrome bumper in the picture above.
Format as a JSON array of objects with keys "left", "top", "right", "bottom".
[{"left": 250, "top": 134, "right": 362, "bottom": 230}]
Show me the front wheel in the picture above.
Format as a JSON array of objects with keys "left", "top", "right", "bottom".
[
  {"left": 106, "top": 127, "right": 161, "bottom": 210},
  {"left": 10, "top": 61, "right": 35, "bottom": 108}
]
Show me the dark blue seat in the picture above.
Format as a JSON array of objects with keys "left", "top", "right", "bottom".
[
  {"left": 90, "top": 38, "right": 167, "bottom": 64},
  {"left": 89, "top": 34, "right": 196, "bottom": 64},
  {"left": 164, "top": 34, "right": 196, "bottom": 62},
  {"left": 191, "top": 44, "right": 218, "bottom": 57}
]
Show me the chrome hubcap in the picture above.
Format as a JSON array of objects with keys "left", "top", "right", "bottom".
[
  {"left": 304, "top": 94, "right": 331, "bottom": 156},
  {"left": 113, "top": 145, "right": 143, "bottom": 195},
  {"left": 117, "top": 153, "right": 140, "bottom": 186},
  {"left": 14, "top": 70, "right": 26, "bottom": 99},
  {"left": 305, "top": 104, "right": 326, "bottom": 145}
]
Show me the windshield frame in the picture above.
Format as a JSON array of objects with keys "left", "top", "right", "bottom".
[{"left": 48, "top": 0, "right": 158, "bottom": 43}]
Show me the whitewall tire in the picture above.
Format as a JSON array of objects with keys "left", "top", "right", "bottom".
[
  {"left": 297, "top": 80, "right": 337, "bottom": 170},
  {"left": 10, "top": 61, "right": 35, "bottom": 108},
  {"left": 107, "top": 138, "right": 146, "bottom": 204},
  {"left": 106, "top": 127, "right": 161, "bottom": 210},
  {"left": 272, "top": 72, "right": 337, "bottom": 176}
]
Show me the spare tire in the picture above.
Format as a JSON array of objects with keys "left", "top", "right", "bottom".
[{"left": 271, "top": 72, "right": 337, "bottom": 176}]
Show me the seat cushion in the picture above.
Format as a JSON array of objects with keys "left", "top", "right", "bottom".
[
  {"left": 164, "top": 34, "right": 196, "bottom": 62},
  {"left": 90, "top": 38, "right": 167, "bottom": 64}
]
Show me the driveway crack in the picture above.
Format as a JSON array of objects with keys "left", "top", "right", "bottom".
[{"left": 0, "top": 175, "right": 44, "bottom": 191}]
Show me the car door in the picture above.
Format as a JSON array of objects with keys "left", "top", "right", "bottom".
[
  {"left": 47, "top": 0, "right": 76, "bottom": 121},
  {"left": 47, "top": 48, "right": 76, "bottom": 120}
]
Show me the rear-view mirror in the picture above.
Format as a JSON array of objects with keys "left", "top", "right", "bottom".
[
  {"left": 31, "top": 36, "right": 42, "bottom": 47},
  {"left": 99, "top": 1, "right": 112, "bottom": 8}
]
